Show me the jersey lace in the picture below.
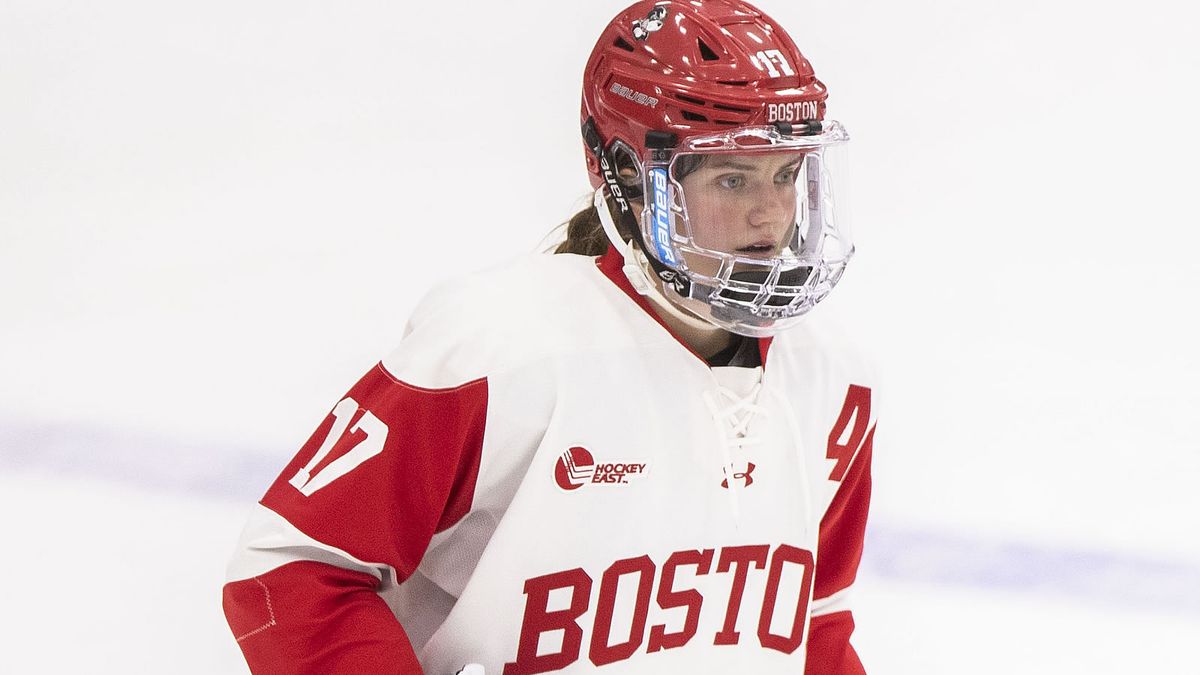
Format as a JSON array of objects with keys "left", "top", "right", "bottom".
[
  {"left": 703, "top": 367, "right": 766, "bottom": 525},
  {"left": 703, "top": 366, "right": 814, "bottom": 530}
]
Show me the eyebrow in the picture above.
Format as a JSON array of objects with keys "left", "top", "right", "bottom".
[
  {"left": 707, "top": 159, "right": 758, "bottom": 171},
  {"left": 705, "top": 157, "right": 804, "bottom": 172}
]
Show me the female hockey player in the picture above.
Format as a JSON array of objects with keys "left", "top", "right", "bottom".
[{"left": 223, "top": 1, "right": 876, "bottom": 673}]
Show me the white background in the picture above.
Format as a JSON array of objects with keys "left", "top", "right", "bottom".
[{"left": 2, "top": 0, "right": 1198, "bottom": 672}]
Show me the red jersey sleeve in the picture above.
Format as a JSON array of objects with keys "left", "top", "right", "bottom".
[
  {"left": 805, "top": 425, "right": 875, "bottom": 675},
  {"left": 223, "top": 363, "right": 488, "bottom": 674}
]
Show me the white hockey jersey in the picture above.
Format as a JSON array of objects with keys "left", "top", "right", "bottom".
[{"left": 223, "top": 249, "right": 878, "bottom": 674}]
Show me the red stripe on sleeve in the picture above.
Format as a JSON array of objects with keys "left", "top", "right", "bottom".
[
  {"left": 260, "top": 364, "right": 488, "bottom": 582},
  {"left": 805, "top": 611, "right": 865, "bottom": 675},
  {"left": 225, "top": 365, "right": 487, "bottom": 672},
  {"left": 223, "top": 561, "right": 424, "bottom": 674},
  {"left": 814, "top": 424, "right": 874, "bottom": 601}
]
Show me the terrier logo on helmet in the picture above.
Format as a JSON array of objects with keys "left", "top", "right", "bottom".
[{"left": 632, "top": 6, "right": 667, "bottom": 40}]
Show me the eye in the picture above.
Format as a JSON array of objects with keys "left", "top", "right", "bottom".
[
  {"left": 775, "top": 166, "right": 801, "bottom": 184},
  {"left": 717, "top": 174, "right": 745, "bottom": 189}
]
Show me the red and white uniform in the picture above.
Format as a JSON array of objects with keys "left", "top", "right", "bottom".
[{"left": 223, "top": 248, "right": 877, "bottom": 674}]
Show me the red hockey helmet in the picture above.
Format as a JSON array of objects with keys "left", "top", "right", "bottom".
[
  {"left": 581, "top": 0, "right": 829, "bottom": 193},
  {"left": 581, "top": 0, "right": 852, "bottom": 337}
]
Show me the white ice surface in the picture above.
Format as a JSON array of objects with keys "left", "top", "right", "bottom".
[
  {"left": 0, "top": 472, "right": 252, "bottom": 674},
  {"left": 2, "top": 0, "right": 1199, "bottom": 672},
  {"left": 3, "top": 469, "right": 1198, "bottom": 674}
]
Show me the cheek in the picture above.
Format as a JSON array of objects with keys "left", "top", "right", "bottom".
[
  {"left": 684, "top": 192, "right": 740, "bottom": 248},
  {"left": 783, "top": 190, "right": 799, "bottom": 219}
]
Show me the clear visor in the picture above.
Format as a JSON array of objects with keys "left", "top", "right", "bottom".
[
  {"left": 642, "top": 121, "right": 851, "bottom": 272},
  {"left": 637, "top": 121, "right": 852, "bottom": 334}
]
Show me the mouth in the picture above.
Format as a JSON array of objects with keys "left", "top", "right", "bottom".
[{"left": 735, "top": 241, "right": 776, "bottom": 256}]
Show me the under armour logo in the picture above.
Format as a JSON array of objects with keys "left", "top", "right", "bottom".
[{"left": 720, "top": 462, "right": 756, "bottom": 489}]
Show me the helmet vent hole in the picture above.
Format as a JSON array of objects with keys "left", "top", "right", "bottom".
[
  {"left": 681, "top": 110, "right": 709, "bottom": 122},
  {"left": 713, "top": 103, "right": 752, "bottom": 113},
  {"left": 697, "top": 38, "right": 720, "bottom": 61},
  {"left": 675, "top": 93, "right": 706, "bottom": 106},
  {"left": 717, "top": 80, "right": 749, "bottom": 87},
  {"left": 613, "top": 36, "right": 636, "bottom": 52}
]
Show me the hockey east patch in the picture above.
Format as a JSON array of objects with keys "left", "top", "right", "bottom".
[{"left": 554, "top": 446, "right": 648, "bottom": 491}]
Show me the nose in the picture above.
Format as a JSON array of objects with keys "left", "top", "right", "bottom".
[{"left": 747, "top": 184, "right": 789, "bottom": 230}]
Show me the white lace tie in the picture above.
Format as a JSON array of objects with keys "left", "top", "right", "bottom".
[{"left": 703, "top": 367, "right": 768, "bottom": 527}]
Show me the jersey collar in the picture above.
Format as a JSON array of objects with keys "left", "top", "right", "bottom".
[{"left": 595, "top": 245, "right": 773, "bottom": 366}]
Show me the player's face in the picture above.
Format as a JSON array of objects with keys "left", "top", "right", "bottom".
[{"left": 677, "top": 152, "right": 803, "bottom": 258}]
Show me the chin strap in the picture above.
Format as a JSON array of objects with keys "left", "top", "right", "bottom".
[
  {"left": 593, "top": 187, "right": 728, "bottom": 336},
  {"left": 582, "top": 117, "right": 693, "bottom": 300},
  {"left": 593, "top": 187, "right": 651, "bottom": 296}
]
